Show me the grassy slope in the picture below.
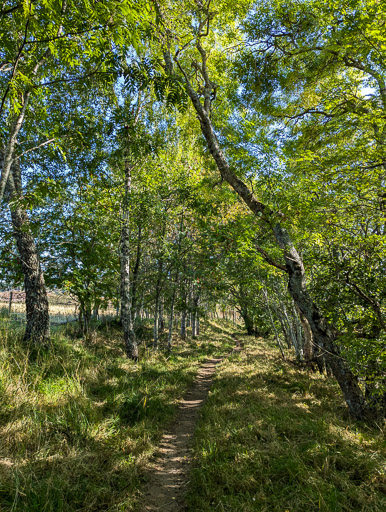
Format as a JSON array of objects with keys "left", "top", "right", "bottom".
[
  {"left": 187, "top": 335, "right": 385, "bottom": 512},
  {"left": 0, "top": 320, "right": 234, "bottom": 512}
]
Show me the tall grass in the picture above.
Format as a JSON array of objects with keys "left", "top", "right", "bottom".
[
  {"left": 0, "top": 320, "right": 235, "bottom": 511},
  {"left": 187, "top": 335, "right": 385, "bottom": 512}
]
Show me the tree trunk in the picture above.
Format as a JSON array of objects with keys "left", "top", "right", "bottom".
[
  {"left": 241, "top": 310, "right": 255, "bottom": 336},
  {"left": 191, "top": 291, "right": 200, "bottom": 338},
  {"left": 5, "top": 160, "right": 49, "bottom": 344},
  {"left": 274, "top": 224, "right": 369, "bottom": 418},
  {"left": 296, "top": 306, "right": 313, "bottom": 361},
  {"left": 182, "top": 71, "right": 376, "bottom": 420},
  {"left": 79, "top": 301, "right": 91, "bottom": 335},
  {"left": 153, "top": 222, "right": 166, "bottom": 348},
  {"left": 159, "top": 298, "right": 165, "bottom": 333},
  {"left": 168, "top": 289, "right": 176, "bottom": 350},
  {"left": 120, "top": 160, "right": 138, "bottom": 360},
  {"left": 191, "top": 310, "right": 196, "bottom": 338},
  {"left": 180, "top": 310, "right": 186, "bottom": 340},
  {"left": 10, "top": 206, "right": 50, "bottom": 343},
  {"left": 131, "top": 223, "right": 142, "bottom": 328},
  {"left": 153, "top": 296, "right": 159, "bottom": 348},
  {"left": 8, "top": 290, "right": 13, "bottom": 316},
  {"left": 291, "top": 304, "right": 304, "bottom": 359}
]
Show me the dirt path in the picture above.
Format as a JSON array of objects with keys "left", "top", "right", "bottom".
[{"left": 141, "top": 343, "right": 241, "bottom": 511}]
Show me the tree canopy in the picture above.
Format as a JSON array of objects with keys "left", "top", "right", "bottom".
[{"left": 1, "top": 0, "right": 385, "bottom": 421}]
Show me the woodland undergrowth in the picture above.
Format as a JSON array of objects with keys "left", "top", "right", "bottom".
[
  {"left": 188, "top": 335, "right": 385, "bottom": 512},
  {"left": 0, "top": 319, "right": 234, "bottom": 512}
]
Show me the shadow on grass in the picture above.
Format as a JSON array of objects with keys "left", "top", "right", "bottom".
[
  {"left": 187, "top": 340, "right": 385, "bottom": 512},
  {"left": 0, "top": 320, "right": 237, "bottom": 512}
]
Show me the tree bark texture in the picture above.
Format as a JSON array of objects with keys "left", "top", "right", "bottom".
[
  {"left": 10, "top": 206, "right": 50, "bottom": 343},
  {"left": 4, "top": 158, "right": 50, "bottom": 344},
  {"left": 120, "top": 160, "right": 138, "bottom": 360}
]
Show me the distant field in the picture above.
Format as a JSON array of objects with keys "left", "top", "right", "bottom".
[{"left": 0, "top": 292, "right": 116, "bottom": 325}]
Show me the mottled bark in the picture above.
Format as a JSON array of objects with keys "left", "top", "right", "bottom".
[
  {"left": 274, "top": 224, "right": 369, "bottom": 418},
  {"left": 10, "top": 206, "right": 50, "bottom": 343},
  {"left": 296, "top": 307, "right": 313, "bottom": 361}
]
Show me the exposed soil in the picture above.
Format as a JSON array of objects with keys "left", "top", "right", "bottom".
[{"left": 141, "top": 341, "right": 242, "bottom": 511}]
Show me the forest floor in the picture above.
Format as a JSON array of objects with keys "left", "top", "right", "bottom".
[
  {"left": 0, "top": 318, "right": 235, "bottom": 512},
  {"left": 0, "top": 319, "right": 384, "bottom": 512},
  {"left": 186, "top": 337, "right": 385, "bottom": 512}
]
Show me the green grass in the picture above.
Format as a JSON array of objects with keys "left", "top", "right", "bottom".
[
  {"left": 187, "top": 336, "right": 385, "bottom": 512},
  {"left": 0, "top": 319, "right": 235, "bottom": 512}
]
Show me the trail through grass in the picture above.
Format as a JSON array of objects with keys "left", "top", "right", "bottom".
[
  {"left": 0, "top": 320, "right": 235, "bottom": 512},
  {"left": 187, "top": 335, "right": 385, "bottom": 512}
]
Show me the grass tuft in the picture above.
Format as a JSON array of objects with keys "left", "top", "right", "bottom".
[
  {"left": 0, "top": 320, "right": 234, "bottom": 512},
  {"left": 187, "top": 336, "right": 385, "bottom": 512}
]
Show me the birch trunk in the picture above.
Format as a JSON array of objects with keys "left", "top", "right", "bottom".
[
  {"left": 181, "top": 64, "right": 375, "bottom": 420},
  {"left": 131, "top": 223, "right": 142, "bottom": 329},
  {"left": 180, "top": 310, "right": 186, "bottom": 340},
  {"left": 168, "top": 289, "right": 176, "bottom": 350},
  {"left": 120, "top": 161, "right": 138, "bottom": 360}
]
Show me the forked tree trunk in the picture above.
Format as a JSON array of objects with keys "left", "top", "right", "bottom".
[
  {"left": 120, "top": 160, "right": 138, "bottom": 360},
  {"left": 5, "top": 160, "right": 50, "bottom": 344}
]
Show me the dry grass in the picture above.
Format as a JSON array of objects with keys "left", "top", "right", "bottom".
[
  {"left": 0, "top": 320, "right": 235, "bottom": 512},
  {"left": 0, "top": 300, "right": 116, "bottom": 316},
  {"left": 187, "top": 335, "right": 385, "bottom": 511}
]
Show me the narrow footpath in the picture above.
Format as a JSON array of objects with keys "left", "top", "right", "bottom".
[{"left": 141, "top": 341, "right": 242, "bottom": 511}]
